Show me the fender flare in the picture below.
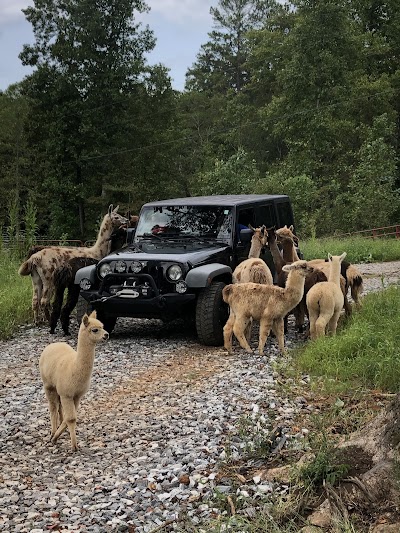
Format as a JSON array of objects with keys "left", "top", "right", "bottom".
[
  {"left": 185, "top": 263, "right": 232, "bottom": 288},
  {"left": 74, "top": 264, "right": 97, "bottom": 285}
]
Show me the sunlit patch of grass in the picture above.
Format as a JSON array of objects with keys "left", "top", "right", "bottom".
[
  {"left": 0, "top": 252, "right": 32, "bottom": 339},
  {"left": 295, "top": 285, "right": 400, "bottom": 392},
  {"left": 302, "top": 236, "right": 400, "bottom": 263}
]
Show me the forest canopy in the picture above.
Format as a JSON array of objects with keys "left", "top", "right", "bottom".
[{"left": 1, "top": 0, "right": 399, "bottom": 240}]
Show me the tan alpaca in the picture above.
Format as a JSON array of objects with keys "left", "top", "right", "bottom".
[
  {"left": 306, "top": 253, "right": 347, "bottom": 340},
  {"left": 223, "top": 260, "right": 314, "bottom": 355},
  {"left": 233, "top": 225, "right": 273, "bottom": 285},
  {"left": 19, "top": 205, "right": 127, "bottom": 323},
  {"left": 39, "top": 311, "right": 108, "bottom": 451}
]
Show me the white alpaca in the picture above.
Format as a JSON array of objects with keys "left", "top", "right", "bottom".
[
  {"left": 223, "top": 260, "right": 314, "bottom": 355},
  {"left": 19, "top": 205, "right": 127, "bottom": 323},
  {"left": 39, "top": 311, "right": 108, "bottom": 451},
  {"left": 306, "top": 253, "right": 347, "bottom": 340}
]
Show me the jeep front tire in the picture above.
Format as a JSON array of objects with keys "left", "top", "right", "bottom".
[{"left": 195, "top": 281, "right": 229, "bottom": 346}]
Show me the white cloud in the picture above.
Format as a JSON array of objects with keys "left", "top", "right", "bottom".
[
  {"left": 0, "top": 0, "right": 32, "bottom": 24},
  {"left": 147, "top": 0, "right": 215, "bottom": 25}
]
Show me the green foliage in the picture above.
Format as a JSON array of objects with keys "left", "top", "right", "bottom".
[
  {"left": 296, "top": 285, "right": 400, "bottom": 392},
  {"left": 0, "top": 252, "right": 32, "bottom": 339},
  {"left": 195, "top": 148, "right": 261, "bottom": 195},
  {"left": 23, "top": 194, "right": 38, "bottom": 251}
]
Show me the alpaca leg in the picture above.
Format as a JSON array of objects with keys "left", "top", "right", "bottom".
[
  {"left": 60, "top": 285, "right": 80, "bottom": 335},
  {"left": 223, "top": 313, "right": 235, "bottom": 354},
  {"left": 272, "top": 318, "right": 285, "bottom": 353},
  {"left": 52, "top": 397, "right": 78, "bottom": 451},
  {"left": 314, "top": 315, "right": 329, "bottom": 338},
  {"left": 327, "top": 310, "right": 341, "bottom": 336},
  {"left": 233, "top": 317, "right": 253, "bottom": 353},
  {"left": 245, "top": 318, "right": 253, "bottom": 343},
  {"left": 44, "top": 387, "right": 61, "bottom": 437},
  {"left": 343, "top": 294, "right": 352, "bottom": 316},
  {"left": 307, "top": 308, "right": 319, "bottom": 340},
  {"left": 50, "top": 285, "right": 65, "bottom": 334},
  {"left": 258, "top": 318, "right": 273, "bottom": 355},
  {"left": 31, "top": 270, "right": 43, "bottom": 324}
]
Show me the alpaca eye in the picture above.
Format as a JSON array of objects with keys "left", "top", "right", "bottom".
[{"left": 92, "top": 328, "right": 98, "bottom": 333}]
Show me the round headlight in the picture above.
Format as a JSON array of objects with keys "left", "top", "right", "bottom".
[
  {"left": 167, "top": 264, "right": 183, "bottom": 281},
  {"left": 131, "top": 261, "right": 143, "bottom": 274},
  {"left": 175, "top": 280, "right": 188, "bottom": 294},
  {"left": 99, "top": 263, "right": 112, "bottom": 278},
  {"left": 115, "top": 260, "right": 127, "bottom": 273},
  {"left": 80, "top": 278, "right": 92, "bottom": 290}
]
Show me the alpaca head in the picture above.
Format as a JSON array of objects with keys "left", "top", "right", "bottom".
[
  {"left": 81, "top": 311, "right": 109, "bottom": 342},
  {"left": 108, "top": 205, "right": 129, "bottom": 229},
  {"left": 328, "top": 252, "right": 347, "bottom": 264},
  {"left": 249, "top": 225, "right": 268, "bottom": 248},
  {"left": 282, "top": 260, "right": 314, "bottom": 278},
  {"left": 265, "top": 226, "right": 277, "bottom": 247},
  {"left": 276, "top": 225, "right": 299, "bottom": 245}
]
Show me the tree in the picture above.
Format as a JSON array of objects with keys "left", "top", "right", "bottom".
[
  {"left": 186, "top": 0, "right": 280, "bottom": 94},
  {"left": 19, "top": 0, "right": 156, "bottom": 238}
]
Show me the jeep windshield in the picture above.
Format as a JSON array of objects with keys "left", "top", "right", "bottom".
[{"left": 135, "top": 205, "right": 233, "bottom": 244}]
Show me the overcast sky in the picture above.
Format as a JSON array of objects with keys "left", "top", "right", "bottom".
[{"left": 0, "top": 0, "right": 217, "bottom": 92}]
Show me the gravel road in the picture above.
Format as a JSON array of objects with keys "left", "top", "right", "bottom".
[{"left": 1, "top": 261, "right": 399, "bottom": 532}]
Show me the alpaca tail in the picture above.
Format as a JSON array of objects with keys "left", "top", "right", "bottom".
[
  {"left": 222, "top": 284, "right": 233, "bottom": 304},
  {"left": 347, "top": 265, "right": 363, "bottom": 303},
  {"left": 18, "top": 259, "right": 33, "bottom": 276}
]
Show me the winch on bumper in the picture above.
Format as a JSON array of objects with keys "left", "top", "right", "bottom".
[{"left": 80, "top": 272, "right": 196, "bottom": 319}]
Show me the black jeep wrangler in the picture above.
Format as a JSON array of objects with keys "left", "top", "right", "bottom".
[{"left": 75, "top": 194, "right": 297, "bottom": 345}]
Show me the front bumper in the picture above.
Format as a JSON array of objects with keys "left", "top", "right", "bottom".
[{"left": 80, "top": 289, "right": 196, "bottom": 319}]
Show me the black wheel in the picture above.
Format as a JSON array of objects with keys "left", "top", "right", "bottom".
[
  {"left": 75, "top": 295, "right": 92, "bottom": 324},
  {"left": 195, "top": 281, "right": 229, "bottom": 346}
]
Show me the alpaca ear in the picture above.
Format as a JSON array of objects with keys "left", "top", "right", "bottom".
[
  {"left": 282, "top": 264, "right": 291, "bottom": 272},
  {"left": 340, "top": 252, "right": 347, "bottom": 261},
  {"left": 89, "top": 310, "right": 97, "bottom": 319},
  {"left": 113, "top": 205, "right": 120, "bottom": 213},
  {"left": 82, "top": 314, "right": 89, "bottom": 327},
  {"left": 248, "top": 224, "right": 256, "bottom": 232},
  {"left": 328, "top": 253, "right": 333, "bottom": 261},
  {"left": 289, "top": 225, "right": 294, "bottom": 232},
  {"left": 108, "top": 204, "right": 114, "bottom": 215}
]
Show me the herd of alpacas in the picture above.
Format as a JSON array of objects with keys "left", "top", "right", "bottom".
[{"left": 18, "top": 210, "right": 363, "bottom": 451}]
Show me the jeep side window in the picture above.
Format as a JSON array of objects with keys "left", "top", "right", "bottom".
[
  {"left": 276, "top": 201, "right": 294, "bottom": 228},
  {"left": 255, "top": 204, "right": 275, "bottom": 229},
  {"left": 237, "top": 208, "right": 256, "bottom": 238}
]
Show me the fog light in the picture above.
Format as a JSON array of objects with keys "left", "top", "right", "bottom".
[
  {"left": 175, "top": 281, "right": 188, "bottom": 294},
  {"left": 131, "top": 261, "right": 143, "bottom": 273},
  {"left": 80, "top": 278, "right": 92, "bottom": 290},
  {"left": 115, "top": 260, "right": 127, "bottom": 273}
]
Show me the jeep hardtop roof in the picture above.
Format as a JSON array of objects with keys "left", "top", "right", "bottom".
[{"left": 142, "top": 194, "right": 290, "bottom": 208}]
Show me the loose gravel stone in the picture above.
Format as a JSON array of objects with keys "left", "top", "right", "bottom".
[{"left": 0, "top": 261, "right": 398, "bottom": 531}]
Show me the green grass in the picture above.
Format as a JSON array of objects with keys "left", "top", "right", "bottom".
[
  {"left": 0, "top": 252, "right": 32, "bottom": 339},
  {"left": 302, "top": 236, "right": 400, "bottom": 263},
  {"left": 295, "top": 285, "right": 400, "bottom": 392}
]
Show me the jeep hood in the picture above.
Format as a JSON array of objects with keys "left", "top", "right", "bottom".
[{"left": 100, "top": 242, "right": 231, "bottom": 267}]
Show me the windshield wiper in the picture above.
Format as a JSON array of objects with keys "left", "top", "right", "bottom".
[{"left": 137, "top": 233, "right": 163, "bottom": 240}]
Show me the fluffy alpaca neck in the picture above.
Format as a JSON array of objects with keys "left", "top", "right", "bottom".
[
  {"left": 328, "top": 258, "right": 341, "bottom": 286},
  {"left": 269, "top": 238, "right": 286, "bottom": 274},
  {"left": 281, "top": 240, "right": 300, "bottom": 263},
  {"left": 76, "top": 334, "right": 96, "bottom": 375},
  {"left": 89, "top": 214, "right": 113, "bottom": 258},
  {"left": 284, "top": 270, "right": 306, "bottom": 307},
  {"left": 248, "top": 239, "right": 263, "bottom": 258}
]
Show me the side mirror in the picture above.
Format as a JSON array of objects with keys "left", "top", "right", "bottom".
[
  {"left": 126, "top": 227, "right": 136, "bottom": 244},
  {"left": 239, "top": 228, "right": 253, "bottom": 243}
]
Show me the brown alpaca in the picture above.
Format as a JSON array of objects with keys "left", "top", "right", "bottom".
[
  {"left": 275, "top": 225, "right": 301, "bottom": 262},
  {"left": 223, "top": 260, "right": 314, "bottom": 355},
  {"left": 306, "top": 253, "right": 347, "bottom": 340},
  {"left": 18, "top": 205, "right": 127, "bottom": 323},
  {"left": 266, "top": 227, "right": 327, "bottom": 332},
  {"left": 39, "top": 311, "right": 108, "bottom": 451}
]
